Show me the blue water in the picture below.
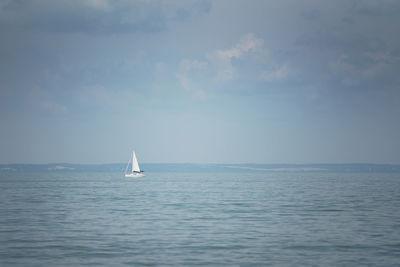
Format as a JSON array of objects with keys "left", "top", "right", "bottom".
[{"left": 1, "top": 172, "right": 400, "bottom": 266}]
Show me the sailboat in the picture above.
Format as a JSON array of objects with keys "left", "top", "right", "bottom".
[{"left": 124, "top": 151, "right": 145, "bottom": 178}]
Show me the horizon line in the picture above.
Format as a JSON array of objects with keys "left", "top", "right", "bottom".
[{"left": 1, "top": 162, "right": 400, "bottom": 166}]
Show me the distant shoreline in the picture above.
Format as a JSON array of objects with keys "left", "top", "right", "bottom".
[{"left": 1, "top": 163, "right": 400, "bottom": 173}]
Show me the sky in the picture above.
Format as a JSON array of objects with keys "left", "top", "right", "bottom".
[{"left": 1, "top": 0, "right": 400, "bottom": 164}]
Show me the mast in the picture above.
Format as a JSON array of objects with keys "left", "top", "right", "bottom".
[
  {"left": 132, "top": 151, "right": 134, "bottom": 173},
  {"left": 124, "top": 154, "right": 131, "bottom": 174}
]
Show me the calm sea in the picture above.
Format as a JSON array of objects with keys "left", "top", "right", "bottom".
[{"left": 1, "top": 172, "right": 400, "bottom": 266}]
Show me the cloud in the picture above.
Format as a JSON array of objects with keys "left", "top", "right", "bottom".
[
  {"left": 155, "top": 62, "right": 167, "bottom": 74},
  {"left": 352, "top": 0, "right": 400, "bottom": 16},
  {"left": 78, "top": 85, "right": 137, "bottom": 107},
  {"left": 0, "top": 0, "right": 211, "bottom": 34},
  {"left": 176, "top": 33, "right": 290, "bottom": 97},
  {"left": 176, "top": 59, "right": 209, "bottom": 99},
  {"left": 289, "top": 1, "right": 400, "bottom": 92},
  {"left": 260, "top": 64, "right": 289, "bottom": 82},
  {"left": 206, "top": 33, "right": 264, "bottom": 80},
  {"left": 205, "top": 33, "right": 289, "bottom": 82},
  {"left": 84, "top": 0, "right": 111, "bottom": 11},
  {"left": 28, "top": 86, "right": 68, "bottom": 114},
  {"left": 330, "top": 51, "right": 396, "bottom": 87},
  {"left": 152, "top": 62, "right": 172, "bottom": 92}
]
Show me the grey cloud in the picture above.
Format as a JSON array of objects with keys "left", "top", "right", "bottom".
[
  {"left": 288, "top": 0, "right": 400, "bottom": 94},
  {"left": 0, "top": 0, "right": 211, "bottom": 34},
  {"left": 351, "top": 0, "right": 400, "bottom": 16}
]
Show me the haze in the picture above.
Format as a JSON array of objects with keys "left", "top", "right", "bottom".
[{"left": 1, "top": 0, "right": 399, "bottom": 164}]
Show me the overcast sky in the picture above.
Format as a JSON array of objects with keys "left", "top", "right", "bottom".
[{"left": 1, "top": 0, "right": 400, "bottom": 164}]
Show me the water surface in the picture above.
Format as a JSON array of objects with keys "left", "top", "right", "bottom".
[{"left": 1, "top": 172, "right": 399, "bottom": 266}]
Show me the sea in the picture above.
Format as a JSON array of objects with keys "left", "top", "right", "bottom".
[{"left": 1, "top": 171, "right": 400, "bottom": 266}]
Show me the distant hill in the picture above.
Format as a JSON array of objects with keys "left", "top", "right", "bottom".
[{"left": 1, "top": 163, "right": 400, "bottom": 173}]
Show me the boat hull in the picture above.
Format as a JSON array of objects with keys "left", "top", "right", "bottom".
[{"left": 125, "top": 173, "right": 145, "bottom": 178}]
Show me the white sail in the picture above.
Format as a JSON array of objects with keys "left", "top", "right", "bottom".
[
  {"left": 132, "top": 151, "right": 141, "bottom": 172},
  {"left": 125, "top": 150, "right": 144, "bottom": 178}
]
